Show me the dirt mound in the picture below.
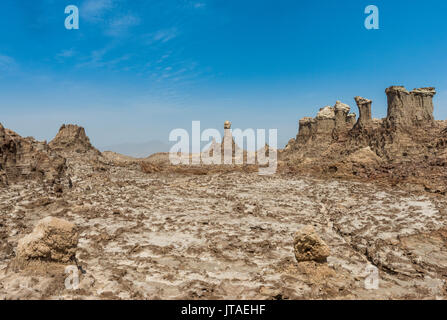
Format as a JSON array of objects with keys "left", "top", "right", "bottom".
[{"left": 0, "top": 123, "right": 66, "bottom": 186}]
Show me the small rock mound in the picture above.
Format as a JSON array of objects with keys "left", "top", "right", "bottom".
[
  {"left": 293, "top": 226, "right": 331, "bottom": 263},
  {"left": 16, "top": 217, "right": 78, "bottom": 264},
  {"left": 49, "top": 124, "right": 100, "bottom": 155}
]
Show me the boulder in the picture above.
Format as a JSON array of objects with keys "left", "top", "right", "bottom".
[
  {"left": 16, "top": 217, "right": 78, "bottom": 263},
  {"left": 293, "top": 226, "right": 331, "bottom": 263}
]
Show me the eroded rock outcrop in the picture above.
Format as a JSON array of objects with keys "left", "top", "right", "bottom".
[
  {"left": 385, "top": 86, "right": 435, "bottom": 130},
  {"left": 50, "top": 124, "right": 100, "bottom": 155},
  {"left": 286, "top": 100, "right": 355, "bottom": 153},
  {"left": 282, "top": 85, "right": 447, "bottom": 192},
  {"left": 354, "top": 96, "right": 372, "bottom": 128},
  {"left": 334, "top": 101, "right": 351, "bottom": 131},
  {"left": 0, "top": 123, "right": 66, "bottom": 186}
]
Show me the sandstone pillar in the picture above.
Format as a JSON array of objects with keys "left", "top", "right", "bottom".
[
  {"left": 354, "top": 96, "right": 372, "bottom": 128},
  {"left": 385, "top": 86, "right": 435, "bottom": 129}
]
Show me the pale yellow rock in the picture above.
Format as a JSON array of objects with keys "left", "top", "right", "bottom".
[{"left": 17, "top": 217, "right": 78, "bottom": 263}]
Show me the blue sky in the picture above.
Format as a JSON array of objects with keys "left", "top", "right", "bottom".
[{"left": 0, "top": 0, "right": 446, "bottom": 151}]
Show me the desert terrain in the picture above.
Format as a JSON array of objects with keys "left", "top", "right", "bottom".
[{"left": 1, "top": 85, "right": 447, "bottom": 300}]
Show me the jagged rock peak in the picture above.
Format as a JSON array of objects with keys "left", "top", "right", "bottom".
[
  {"left": 49, "top": 124, "right": 98, "bottom": 154},
  {"left": 0, "top": 124, "right": 66, "bottom": 185}
]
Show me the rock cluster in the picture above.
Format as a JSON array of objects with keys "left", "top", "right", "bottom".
[
  {"left": 16, "top": 217, "right": 78, "bottom": 264},
  {"left": 294, "top": 101, "right": 355, "bottom": 145},
  {"left": 282, "top": 85, "right": 447, "bottom": 190}
]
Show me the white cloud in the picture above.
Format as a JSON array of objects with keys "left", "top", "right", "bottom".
[
  {"left": 146, "top": 28, "right": 178, "bottom": 44},
  {"left": 81, "top": 0, "right": 115, "bottom": 22},
  {"left": 57, "top": 49, "right": 76, "bottom": 58},
  {"left": 106, "top": 14, "right": 141, "bottom": 36}
]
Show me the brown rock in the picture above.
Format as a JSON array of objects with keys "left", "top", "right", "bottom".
[
  {"left": 334, "top": 101, "right": 351, "bottom": 130},
  {"left": 16, "top": 217, "right": 78, "bottom": 263},
  {"left": 354, "top": 96, "right": 372, "bottom": 128},
  {"left": 49, "top": 124, "right": 100, "bottom": 155},
  {"left": 385, "top": 86, "right": 435, "bottom": 129},
  {"left": 293, "top": 226, "right": 331, "bottom": 263},
  {"left": 346, "top": 147, "right": 382, "bottom": 165},
  {"left": 0, "top": 123, "right": 66, "bottom": 186}
]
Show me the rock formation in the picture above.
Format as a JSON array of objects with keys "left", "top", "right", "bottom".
[
  {"left": 293, "top": 226, "right": 331, "bottom": 263},
  {"left": 282, "top": 85, "right": 447, "bottom": 192},
  {"left": 16, "top": 217, "right": 78, "bottom": 264},
  {"left": 385, "top": 86, "right": 435, "bottom": 130},
  {"left": 334, "top": 101, "right": 351, "bottom": 131},
  {"left": 0, "top": 123, "right": 66, "bottom": 186},
  {"left": 285, "top": 100, "right": 355, "bottom": 155},
  {"left": 353, "top": 96, "right": 372, "bottom": 128},
  {"left": 203, "top": 121, "right": 241, "bottom": 162},
  {"left": 49, "top": 124, "right": 100, "bottom": 155}
]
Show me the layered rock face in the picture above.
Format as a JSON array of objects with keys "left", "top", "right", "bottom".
[
  {"left": 385, "top": 86, "right": 435, "bottom": 130},
  {"left": 286, "top": 100, "right": 355, "bottom": 153},
  {"left": 50, "top": 124, "right": 100, "bottom": 155},
  {"left": 353, "top": 96, "right": 372, "bottom": 128},
  {"left": 0, "top": 123, "right": 66, "bottom": 186},
  {"left": 282, "top": 85, "right": 447, "bottom": 191}
]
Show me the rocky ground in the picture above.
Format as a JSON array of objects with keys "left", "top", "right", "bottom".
[
  {"left": 2, "top": 85, "right": 447, "bottom": 300},
  {"left": 1, "top": 156, "right": 446, "bottom": 299}
]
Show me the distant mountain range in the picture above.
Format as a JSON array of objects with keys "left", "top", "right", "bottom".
[{"left": 100, "top": 140, "right": 170, "bottom": 158}]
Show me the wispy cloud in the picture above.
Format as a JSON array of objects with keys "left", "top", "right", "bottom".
[
  {"left": 81, "top": 0, "right": 115, "bottom": 22},
  {"left": 145, "top": 28, "right": 179, "bottom": 45},
  {"left": 57, "top": 49, "right": 76, "bottom": 59},
  {"left": 193, "top": 3, "right": 206, "bottom": 9},
  {"left": 106, "top": 14, "right": 141, "bottom": 36},
  {"left": 76, "top": 46, "right": 131, "bottom": 69},
  {"left": 0, "top": 54, "right": 16, "bottom": 70}
]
